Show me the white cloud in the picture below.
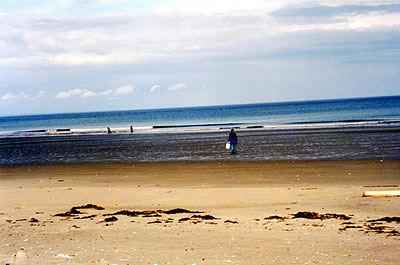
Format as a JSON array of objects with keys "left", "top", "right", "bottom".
[
  {"left": 150, "top": 85, "right": 160, "bottom": 92},
  {"left": 37, "top": 90, "right": 46, "bottom": 98},
  {"left": 7, "top": 0, "right": 285, "bottom": 17},
  {"left": 1, "top": 92, "right": 27, "bottom": 100},
  {"left": 158, "top": 0, "right": 284, "bottom": 14},
  {"left": 98, "top": 89, "right": 113, "bottom": 96},
  {"left": 1, "top": 90, "right": 46, "bottom": 101},
  {"left": 81, "top": 90, "right": 97, "bottom": 98},
  {"left": 346, "top": 12, "right": 400, "bottom": 29},
  {"left": 168, "top": 83, "right": 187, "bottom": 91},
  {"left": 1, "top": 3, "right": 399, "bottom": 70},
  {"left": 55, "top": 88, "right": 87, "bottom": 99},
  {"left": 55, "top": 86, "right": 133, "bottom": 99},
  {"left": 113, "top": 85, "right": 133, "bottom": 96}
]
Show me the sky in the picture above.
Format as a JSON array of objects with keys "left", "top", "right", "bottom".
[{"left": 0, "top": 0, "right": 399, "bottom": 116}]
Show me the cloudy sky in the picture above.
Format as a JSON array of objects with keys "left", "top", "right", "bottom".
[{"left": 1, "top": 0, "right": 399, "bottom": 116}]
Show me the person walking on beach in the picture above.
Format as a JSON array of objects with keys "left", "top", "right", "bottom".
[{"left": 228, "top": 129, "right": 238, "bottom": 154}]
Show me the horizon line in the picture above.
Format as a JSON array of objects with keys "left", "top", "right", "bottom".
[{"left": 1, "top": 94, "right": 399, "bottom": 118}]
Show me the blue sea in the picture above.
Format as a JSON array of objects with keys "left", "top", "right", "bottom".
[{"left": 1, "top": 96, "right": 399, "bottom": 165}]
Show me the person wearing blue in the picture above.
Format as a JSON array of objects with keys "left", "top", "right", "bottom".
[{"left": 228, "top": 128, "right": 238, "bottom": 154}]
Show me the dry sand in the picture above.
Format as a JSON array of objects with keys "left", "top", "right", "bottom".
[{"left": 0, "top": 160, "right": 399, "bottom": 264}]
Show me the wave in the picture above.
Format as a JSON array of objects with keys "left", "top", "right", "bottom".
[
  {"left": 290, "top": 119, "right": 400, "bottom": 125},
  {"left": 152, "top": 122, "right": 245, "bottom": 129}
]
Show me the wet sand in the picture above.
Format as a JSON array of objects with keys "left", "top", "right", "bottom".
[{"left": 1, "top": 160, "right": 399, "bottom": 264}]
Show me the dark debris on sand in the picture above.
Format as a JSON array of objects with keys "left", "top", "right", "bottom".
[
  {"left": 292, "top": 211, "right": 351, "bottom": 220},
  {"left": 148, "top": 220, "right": 163, "bottom": 224},
  {"left": 99, "top": 208, "right": 207, "bottom": 224},
  {"left": 72, "top": 204, "right": 105, "bottom": 211},
  {"left": 264, "top": 215, "right": 286, "bottom": 220},
  {"left": 104, "top": 216, "right": 118, "bottom": 222},
  {"left": 54, "top": 204, "right": 105, "bottom": 217},
  {"left": 362, "top": 217, "right": 400, "bottom": 236},
  {"left": 338, "top": 225, "right": 363, "bottom": 231},
  {"left": 364, "top": 224, "right": 400, "bottom": 236},
  {"left": 178, "top": 217, "right": 191, "bottom": 222},
  {"left": 161, "top": 208, "right": 202, "bottom": 214},
  {"left": 337, "top": 217, "right": 400, "bottom": 236},
  {"left": 147, "top": 217, "right": 175, "bottom": 224},
  {"left": 74, "top": 214, "right": 97, "bottom": 220},
  {"left": 179, "top": 214, "right": 219, "bottom": 223},
  {"left": 52, "top": 205, "right": 207, "bottom": 225},
  {"left": 191, "top": 215, "right": 219, "bottom": 220},
  {"left": 142, "top": 213, "right": 162, "bottom": 218},
  {"left": 7, "top": 204, "right": 400, "bottom": 238},
  {"left": 104, "top": 208, "right": 203, "bottom": 218},
  {"left": 103, "top": 210, "right": 142, "bottom": 217},
  {"left": 367, "top": 217, "right": 400, "bottom": 223}
]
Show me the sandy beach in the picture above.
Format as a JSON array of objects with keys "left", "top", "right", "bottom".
[{"left": 1, "top": 160, "right": 399, "bottom": 264}]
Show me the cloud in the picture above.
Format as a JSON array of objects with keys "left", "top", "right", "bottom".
[
  {"left": 6, "top": 0, "right": 285, "bottom": 18},
  {"left": 346, "top": 12, "right": 400, "bottom": 29},
  {"left": 1, "top": 2, "right": 399, "bottom": 71},
  {"left": 113, "top": 85, "right": 133, "bottom": 96},
  {"left": 150, "top": 85, "right": 160, "bottom": 92},
  {"left": 78, "top": 88, "right": 113, "bottom": 98},
  {"left": 1, "top": 92, "right": 27, "bottom": 100},
  {"left": 80, "top": 90, "right": 97, "bottom": 98},
  {"left": 270, "top": 3, "right": 400, "bottom": 29},
  {"left": 168, "top": 83, "right": 187, "bottom": 91},
  {"left": 55, "top": 86, "right": 133, "bottom": 99},
  {"left": 156, "top": 0, "right": 284, "bottom": 14},
  {"left": 1, "top": 90, "right": 46, "bottom": 101},
  {"left": 37, "top": 90, "right": 46, "bottom": 97},
  {"left": 271, "top": 3, "right": 400, "bottom": 18},
  {"left": 99, "top": 89, "right": 113, "bottom": 96},
  {"left": 55, "top": 88, "right": 87, "bottom": 99}
]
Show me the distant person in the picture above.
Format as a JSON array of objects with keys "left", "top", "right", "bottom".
[
  {"left": 228, "top": 128, "right": 238, "bottom": 154},
  {"left": 130, "top": 125, "right": 134, "bottom": 133},
  {"left": 107, "top": 127, "right": 112, "bottom": 134}
]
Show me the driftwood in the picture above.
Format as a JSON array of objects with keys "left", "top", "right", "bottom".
[{"left": 362, "top": 190, "right": 400, "bottom": 197}]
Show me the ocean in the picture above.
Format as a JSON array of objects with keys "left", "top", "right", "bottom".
[{"left": 1, "top": 96, "right": 399, "bottom": 165}]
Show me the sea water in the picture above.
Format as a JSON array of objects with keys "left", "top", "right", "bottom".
[
  {"left": 0, "top": 96, "right": 399, "bottom": 164},
  {"left": 1, "top": 96, "right": 400, "bottom": 136}
]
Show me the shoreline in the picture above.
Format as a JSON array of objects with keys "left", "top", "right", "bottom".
[
  {"left": 1, "top": 120, "right": 399, "bottom": 139},
  {"left": 1, "top": 160, "right": 399, "bottom": 264}
]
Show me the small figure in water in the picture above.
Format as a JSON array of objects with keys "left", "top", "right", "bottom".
[
  {"left": 130, "top": 125, "right": 134, "bottom": 133},
  {"left": 107, "top": 127, "right": 112, "bottom": 134},
  {"left": 228, "top": 128, "right": 238, "bottom": 154}
]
